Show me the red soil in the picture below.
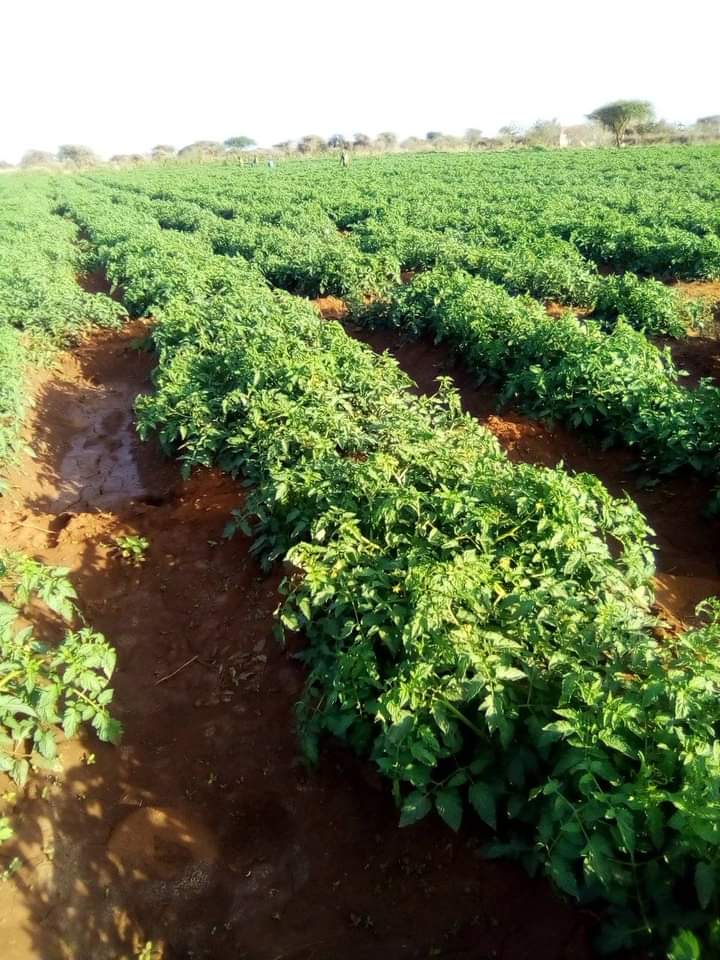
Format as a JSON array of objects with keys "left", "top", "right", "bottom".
[
  {"left": 544, "top": 302, "right": 592, "bottom": 320},
  {"left": 659, "top": 281, "right": 720, "bottom": 386},
  {"left": 0, "top": 323, "right": 598, "bottom": 960},
  {"left": 654, "top": 333, "right": 720, "bottom": 388},
  {"left": 312, "top": 295, "right": 348, "bottom": 321}
]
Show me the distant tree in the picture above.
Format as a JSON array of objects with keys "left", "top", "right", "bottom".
[
  {"left": 586, "top": 100, "right": 654, "bottom": 147},
  {"left": 273, "top": 141, "right": 294, "bottom": 152},
  {"left": 0, "top": 160, "right": 13, "bottom": 169},
  {"left": 151, "top": 144, "right": 176, "bottom": 159},
  {"left": 353, "top": 132, "right": 371, "bottom": 148},
  {"left": 498, "top": 124, "right": 523, "bottom": 141},
  {"left": 327, "top": 133, "right": 350, "bottom": 149},
  {"left": 224, "top": 135, "right": 256, "bottom": 149},
  {"left": 695, "top": 115, "right": 720, "bottom": 140},
  {"left": 400, "top": 136, "right": 425, "bottom": 151},
  {"left": 178, "top": 140, "right": 225, "bottom": 160},
  {"left": 376, "top": 131, "right": 398, "bottom": 149},
  {"left": 431, "top": 135, "right": 463, "bottom": 150},
  {"left": 109, "top": 154, "right": 145, "bottom": 165},
  {"left": 20, "top": 149, "right": 58, "bottom": 168},
  {"left": 297, "top": 135, "right": 325, "bottom": 154},
  {"left": 426, "top": 131, "right": 443, "bottom": 141},
  {"left": 464, "top": 128, "right": 484, "bottom": 147},
  {"left": 57, "top": 144, "right": 98, "bottom": 167},
  {"left": 526, "top": 118, "right": 562, "bottom": 147}
]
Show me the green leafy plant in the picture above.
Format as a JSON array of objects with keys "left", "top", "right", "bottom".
[
  {"left": 0, "top": 551, "right": 121, "bottom": 787},
  {"left": 40, "top": 144, "right": 720, "bottom": 955},
  {"left": 380, "top": 267, "right": 720, "bottom": 483},
  {"left": 135, "top": 942, "right": 162, "bottom": 960},
  {"left": 111, "top": 535, "right": 150, "bottom": 566}
]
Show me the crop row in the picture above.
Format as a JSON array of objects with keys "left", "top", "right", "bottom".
[
  {"left": 83, "top": 168, "right": 714, "bottom": 336},
  {"left": 372, "top": 267, "right": 720, "bottom": 491},
  {"left": 0, "top": 177, "right": 122, "bottom": 478},
  {"left": 55, "top": 173, "right": 720, "bottom": 953},
  {"left": 0, "top": 179, "right": 124, "bottom": 790},
  {"left": 62, "top": 177, "right": 720, "bottom": 504}
]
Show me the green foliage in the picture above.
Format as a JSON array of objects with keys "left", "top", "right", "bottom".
[
  {"left": 27, "top": 146, "right": 720, "bottom": 954},
  {"left": 0, "top": 177, "right": 124, "bottom": 344},
  {"left": 594, "top": 272, "right": 701, "bottom": 337},
  {"left": 587, "top": 100, "right": 655, "bottom": 147},
  {"left": 0, "top": 552, "right": 121, "bottom": 787},
  {"left": 0, "top": 176, "right": 127, "bottom": 486},
  {"left": 0, "top": 325, "right": 27, "bottom": 484},
  {"left": 383, "top": 267, "right": 720, "bottom": 482},
  {"left": 224, "top": 136, "right": 255, "bottom": 149},
  {"left": 111, "top": 535, "right": 150, "bottom": 565}
]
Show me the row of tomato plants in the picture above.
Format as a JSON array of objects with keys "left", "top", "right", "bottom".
[
  {"left": 0, "top": 177, "right": 123, "bottom": 804},
  {"left": 56, "top": 174, "right": 720, "bottom": 955},
  {"left": 84, "top": 147, "right": 720, "bottom": 327},
  {"left": 0, "top": 176, "right": 122, "bottom": 480},
  {"left": 78, "top": 178, "right": 720, "bottom": 499},
  {"left": 86, "top": 170, "right": 712, "bottom": 338},
  {"left": 85, "top": 147, "right": 720, "bottom": 259},
  {"left": 350, "top": 217, "right": 709, "bottom": 336},
  {"left": 371, "top": 267, "right": 720, "bottom": 495}
]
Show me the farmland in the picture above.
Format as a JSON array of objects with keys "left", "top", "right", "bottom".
[{"left": 1, "top": 146, "right": 720, "bottom": 959}]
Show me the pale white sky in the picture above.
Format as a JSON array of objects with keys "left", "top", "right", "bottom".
[{"left": 2, "top": 0, "right": 718, "bottom": 163}]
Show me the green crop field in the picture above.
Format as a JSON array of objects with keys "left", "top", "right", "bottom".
[{"left": 2, "top": 146, "right": 720, "bottom": 957}]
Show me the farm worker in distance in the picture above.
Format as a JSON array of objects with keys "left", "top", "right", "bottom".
[
  {"left": 267, "top": 159, "right": 276, "bottom": 168},
  {"left": 340, "top": 149, "right": 350, "bottom": 168}
]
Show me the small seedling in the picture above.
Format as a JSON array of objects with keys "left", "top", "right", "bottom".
[
  {"left": 136, "top": 941, "right": 162, "bottom": 960},
  {"left": 111, "top": 535, "right": 150, "bottom": 566},
  {"left": 0, "top": 856, "right": 22, "bottom": 883}
]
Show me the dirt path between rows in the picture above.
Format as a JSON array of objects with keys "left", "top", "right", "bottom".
[{"left": 0, "top": 323, "right": 597, "bottom": 960}]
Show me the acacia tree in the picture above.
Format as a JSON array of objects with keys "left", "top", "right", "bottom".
[
  {"left": 109, "top": 154, "right": 145, "bottom": 165},
  {"left": 526, "top": 118, "right": 562, "bottom": 147},
  {"left": 57, "top": 144, "right": 98, "bottom": 167},
  {"left": 498, "top": 124, "right": 523, "bottom": 144},
  {"left": 151, "top": 144, "right": 176, "bottom": 159},
  {"left": 464, "top": 128, "right": 484, "bottom": 147},
  {"left": 224, "top": 136, "right": 255, "bottom": 149},
  {"left": 20, "top": 150, "right": 57, "bottom": 168},
  {"left": 178, "top": 140, "right": 225, "bottom": 160},
  {"left": 297, "top": 135, "right": 325, "bottom": 154},
  {"left": 327, "top": 133, "right": 350, "bottom": 149},
  {"left": 376, "top": 131, "right": 398, "bottom": 149},
  {"left": 400, "top": 136, "right": 424, "bottom": 150},
  {"left": 696, "top": 116, "right": 720, "bottom": 139},
  {"left": 586, "top": 100, "right": 654, "bottom": 147}
]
